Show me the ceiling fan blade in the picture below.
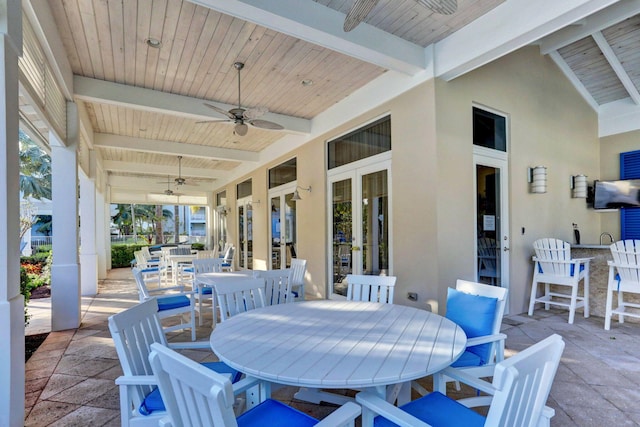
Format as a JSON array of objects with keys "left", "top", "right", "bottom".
[
  {"left": 195, "top": 118, "right": 231, "bottom": 124},
  {"left": 415, "top": 0, "right": 457, "bottom": 15},
  {"left": 203, "top": 102, "right": 236, "bottom": 120},
  {"left": 243, "top": 106, "right": 268, "bottom": 120},
  {"left": 248, "top": 119, "right": 284, "bottom": 130},
  {"left": 344, "top": 0, "right": 380, "bottom": 32}
]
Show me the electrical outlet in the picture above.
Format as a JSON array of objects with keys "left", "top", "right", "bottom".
[{"left": 407, "top": 292, "right": 418, "bottom": 301}]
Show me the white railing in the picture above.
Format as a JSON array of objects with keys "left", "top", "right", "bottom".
[
  {"left": 30, "top": 236, "right": 52, "bottom": 251},
  {"left": 110, "top": 235, "right": 206, "bottom": 245}
]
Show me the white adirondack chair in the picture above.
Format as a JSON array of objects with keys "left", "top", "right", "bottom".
[
  {"left": 346, "top": 274, "right": 396, "bottom": 304},
  {"left": 253, "top": 268, "right": 294, "bottom": 306},
  {"left": 605, "top": 240, "right": 640, "bottom": 330},
  {"left": 132, "top": 267, "right": 197, "bottom": 341},
  {"left": 290, "top": 258, "right": 307, "bottom": 300},
  {"left": 357, "top": 334, "right": 565, "bottom": 427},
  {"left": 190, "top": 258, "right": 225, "bottom": 325},
  {"left": 477, "top": 237, "right": 498, "bottom": 284},
  {"left": 413, "top": 279, "right": 508, "bottom": 396},
  {"left": 528, "top": 238, "right": 591, "bottom": 324},
  {"left": 215, "top": 278, "right": 266, "bottom": 322},
  {"left": 148, "top": 342, "right": 361, "bottom": 427},
  {"left": 108, "top": 299, "right": 241, "bottom": 427}
]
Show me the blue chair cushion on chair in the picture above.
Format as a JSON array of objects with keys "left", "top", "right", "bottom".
[
  {"left": 445, "top": 288, "right": 497, "bottom": 365},
  {"left": 374, "top": 391, "right": 485, "bottom": 427},
  {"left": 450, "top": 350, "right": 483, "bottom": 368},
  {"left": 201, "top": 286, "right": 213, "bottom": 295},
  {"left": 139, "top": 361, "right": 241, "bottom": 415},
  {"left": 141, "top": 267, "right": 159, "bottom": 274},
  {"left": 182, "top": 267, "right": 194, "bottom": 273},
  {"left": 156, "top": 295, "right": 190, "bottom": 311},
  {"left": 237, "top": 399, "right": 318, "bottom": 427}
]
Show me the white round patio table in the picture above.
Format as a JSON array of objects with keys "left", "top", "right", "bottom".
[{"left": 210, "top": 300, "right": 466, "bottom": 402}]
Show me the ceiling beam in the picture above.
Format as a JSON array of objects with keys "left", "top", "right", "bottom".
[
  {"left": 548, "top": 51, "right": 599, "bottom": 111},
  {"left": 435, "top": 0, "right": 621, "bottom": 81},
  {"left": 103, "top": 160, "right": 226, "bottom": 180},
  {"left": 94, "top": 133, "right": 259, "bottom": 163},
  {"left": 108, "top": 175, "right": 214, "bottom": 193},
  {"left": 592, "top": 31, "right": 640, "bottom": 105},
  {"left": 109, "top": 187, "right": 208, "bottom": 206},
  {"left": 538, "top": 0, "right": 640, "bottom": 54},
  {"left": 187, "top": 0, "right": 427, "bottom": 75},
  {"left": 73, "top": 76, "right": 311, "bottom": 135}
]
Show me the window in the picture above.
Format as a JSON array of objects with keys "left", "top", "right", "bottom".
[
  {"left": 473, "top": 107, "right": 506, "bottom": 152},
  {"left": 269, "top": 158, "right": 297, "bottom": 189},
  {"left": 237, "top": 179, "right": 252, "bottom": 199},
  {"left": 328, "top": 116, "right": 391, "bottom": 169},
  {"left": 216, "top": 191, "right": 227, "bottom": 207}
]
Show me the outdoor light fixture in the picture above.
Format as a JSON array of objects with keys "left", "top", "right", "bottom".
[
  {"left": 528, "top": 166, "right": 547, "bottom": 194},
  {"left": 291, "top": 185, "right": 312, "bottom": 201},
  {"left": 571, "top": 175, "right": 588, "bottom": 198}
]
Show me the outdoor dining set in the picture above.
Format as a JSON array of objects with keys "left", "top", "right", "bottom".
[{"left": 108, "top": 238, "right": 640, "bottom": 426}]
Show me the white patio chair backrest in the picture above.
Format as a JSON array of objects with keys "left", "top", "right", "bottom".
[
  {"left": 192, "top": 258, "right": 224, "bottom": 274},
  {"left": 346, "top": 274, "right": 397, "bottom": 304},
  {"left": 108, "top": 299, "right": 168, "bottom": 416},
  {"left": 290, "top": 258, "right": 307, "bottom": 287},
  {"left": 197, "top": 250, "right": 217, "bottom": 259},
  {"left": 148, "top": 343, "right": 236, "bottom": 427},
  {"left": 456, "top": 279, "right": 508, "bottom": 341},
  {"left": 140, "top": 246, "right": 155, "bottom": 261},
  {"left": 215, "top": 278, "right": 266, "bottom": 322},
  {"left": 533, "top": 238, "right": 572, "bottom": 277},
  {"left": 132, "top": 267, "right": 152, "bottom": 302},
  {"left": 170, "top": 247, "right": 192, "bottom": 256},
  {"left": 253, "top": 269, "right": 293, "bottom": 306},
  {"left": 134, "top": 251, "right": 148, "bottom": 268},
  {"left": 178, "top": 244, "right": 192, "bottom": 251},
  {"left": 610, "top": 240, "right": 640, "bottom": 284},
  {"left": 485, "top": 334, "right": 564, "bottom": 426}
]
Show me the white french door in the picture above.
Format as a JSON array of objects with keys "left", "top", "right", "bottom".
[
  {"left": 328, "top": 155, "right": 392, "bottom": 298},
  {"left": 237, "top": 197, "right": 253, "bottom": 269},
  {"left": 268, "top": 185, "right": 296, "bottom": 269}
]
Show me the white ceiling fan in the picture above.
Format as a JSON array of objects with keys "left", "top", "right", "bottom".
[
  {"left": 199, "top": 62, "right": 284, "bottom": 136},
  {"left": 174, "top": 155, "right": 188, "bottom": 186},
  {"left": 158, "top": 175, "right": 182, "bottom": 196},
  {"left": 343, "top": 0, "right": 457, "bottom": 32}
]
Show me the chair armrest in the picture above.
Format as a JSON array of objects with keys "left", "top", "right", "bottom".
[
  {"left": 356, "top": 392, "right": 432, "bottom": 427},
  {"left": 315, "top": 402, "right": 361, "bottom": 427},
  {"left": 466, "top": 333, "right": 506, "bottom": 347},
  {"left": 167, "top": 340, "right": 210, "bottom": 350},
  {"left": 532, "top": 257, "right": 589, "bottom": 264},
  {"left": 571, "top": 257, "right": 592, "bottom": 263},
  {"left": 232, "top": 376, "right": 262, "bottom": 395},
  {"left": 115, "top": 375, "right": 157, "bottom": 386},
  {"left": 439, "top": 368, "right": 496, "bottom": 395}
]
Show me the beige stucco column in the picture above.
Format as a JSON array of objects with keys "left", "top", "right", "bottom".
[
  {"left": 51, "top": 102, "right": 81, "bottom": 330},
  {"left": 0, "top": 2, "right": 25, "bottom": 425}
]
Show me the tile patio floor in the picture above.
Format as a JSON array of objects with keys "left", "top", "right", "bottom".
[{"left": 23, "top": 268, "right": 640, "bottom": 426}]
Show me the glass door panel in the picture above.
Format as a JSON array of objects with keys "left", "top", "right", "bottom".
[
  {"left": 237, "top": 199, "right": 253, "bottom": 269},
  {"left": 238, "top": 204, "right": 245, "bottom": 269},
  {"left": 269, "top": 189, "right": 297, "bottom": 270},
  {"left": 271, "top": 196, "right": 281, "bottom": 269},
  {"left": 362, "top": 170, "right": 388, "bottom": 275},
  {"left": 331, "top": 179, "right": 353, "bottom": 296},
  {"left": 476, "top": 165, "right": 501, "bottom": 286},
  {"left": 284, "top": 192, "right": 296, "bottom": 267}
]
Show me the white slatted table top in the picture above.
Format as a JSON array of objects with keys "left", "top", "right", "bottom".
[
  {"left": 210, "top": 300, "right": 466, "bottom": 389},
  {"left": 196, "top": 270, "right": 254, "bottom": 287}
]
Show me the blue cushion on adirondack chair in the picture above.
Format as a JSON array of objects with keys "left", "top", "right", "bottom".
[
  {"left": 237, "top": 399, "right": 319, "bottom": 427},
  {"left": 373, "top": 391, "right": 485, "bottom": 427},
  {"left": 156, "top": 295, "right": 190, "bottom": 311},
  {"left": 445, "top": 288, "right": 497, "bottom": 366},
  {"left": 139, "top": 361, "right": 242, "bottom": 415}
]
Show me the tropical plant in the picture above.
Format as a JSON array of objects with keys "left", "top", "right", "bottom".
[{"left": 19, "top": 130, "right": 51, "bottom": 200}]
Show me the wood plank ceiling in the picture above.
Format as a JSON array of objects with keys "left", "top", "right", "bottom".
[{"left": 19, "top": 0, "right": 640, "bottom": 203}]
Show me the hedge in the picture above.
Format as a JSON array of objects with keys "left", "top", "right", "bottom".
[{"left": 111, "top": 244, "right": 146, "bottom": 268}]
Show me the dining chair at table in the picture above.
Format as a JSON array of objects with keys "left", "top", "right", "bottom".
[
  {"left": 190, "top": 258, "right": 225, "bottom": 325},
  {"left": 132, "top": 267, "right": 197, "bottom": 341},
  {"left": 290, "top": 258, "right": 307, "bottom": 300},
  {"left": 605, "top": 239, "right": 640, "bottom": 330},
  {"left": 528, "top": 238, "right": 591, "bottom": 324},
  {"left": 134, "top": 250, "right": 168, "bottom": 290},
  {"left": 253, "top": 268, "right": 294, "bottom": 305},
  {"left": 108, "top": 299, "right": 241, "bottom": 427},
  {"left": 413, "top": 279, "right": 508, "bottom": 396},
  {"left": 357, "top": 334, "right": 564, "bottom": 427},
  {"left": 148, "top": 342, "right": 361, "bottom": 427},
  {"left": 346, "top": 274, "right": 397, "bottom": 304},
  {"left": 215, "top": 278, "right": 267, "bottom": 322}
]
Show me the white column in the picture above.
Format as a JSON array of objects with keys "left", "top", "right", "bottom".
[
  {"left": 79, "top": 167, "right": 97, "bottom": 295},
  {"left": 0, "top": 2, "right": 25, "bottom": 425},
  {"left": 206, "top": 192, "right": 214, "bottom": 249},
  {"left": 51, "top": 102, "right": 80, "bottom": 330},
  {"left": 96, "top": 187, "right": 108, "bottom": 279}
]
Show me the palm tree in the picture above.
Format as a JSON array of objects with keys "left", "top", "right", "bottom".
[{"left": 19, "top": 130, "right": 51, "bottom": 200}]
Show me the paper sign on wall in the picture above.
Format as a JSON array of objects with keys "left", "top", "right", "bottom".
[{"left": 483, "top": 215, "right": 496, "bottom": 231}]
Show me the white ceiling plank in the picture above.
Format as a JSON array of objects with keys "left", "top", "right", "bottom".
[
  {"left": 73, "top": 76, "right": 311, "bottom": 134},
  {"left": 599, "top": 98, "right": 640, "bottom": 137},
  {"left": 108, "top": 175, "right": 215, "bottom": 192},
  {"left": 187, "top": 0, "right": 428, "bottom": 75},
  {"left": 435, "top": 0, "right": 621, "bottom": 81},
  {"left": 592, "top": 31, "right": 640, "bottom": 105},
  {"left": 103, "top": 160, "right": 225, "bottom": 180},
  {"left": 93, "top": 133, "right": 260, "bottom": 163},
  {"left": 548, "top": 51, "right": 600, "bottom": 111},
  {"left": 539, "top": 0, "right": 640, "bottom": 54}
]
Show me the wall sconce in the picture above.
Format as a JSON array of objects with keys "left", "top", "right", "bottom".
[
  {"left": 291, "top": 185, "right": 312, "bottom": 201},
  {"left": 219, "top": 206, "right": 230, "bottom": 216},
  {"left": 570, "top": 174, "right": 587, "bottom": 198},
  {"left": 527, "top": 166, "right": 547, "bottom": 193}
]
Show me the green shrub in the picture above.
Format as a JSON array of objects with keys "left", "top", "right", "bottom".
[
  {"left": 111, "top": 244, "right": 146, "bottom": 268},
  {"left": 192, "top": 243, "right": 205, "bottom": 251},
  {"left": 20, "top": 267, "right": 31, "bottom": 326}
]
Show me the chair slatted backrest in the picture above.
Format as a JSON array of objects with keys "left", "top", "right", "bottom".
[
  {"left": 254, "top": 269, "right": 293, "bottom": 305},
  {"left": 149, "top": 343, "right": 237, "bottom": 427},
  {"left": 290, "top": 258, "right": 307, "bottom": 287},
  {"left": 108, "top": 299, "right": 168, "bottom": 410},
  {"left": 132, "top": 267, "right": 152, "bottom": 301},
  {"left": 485, "top": 334, "right": 565, "bottom": 427},
  {"left": 192, "top": 258, "right": 224, "bottom": 275},
  {"left": 170, "top": 247, "right": 192, "bottom": 256},
  {"left": 215, "top": 278, "right": 266, "bottom": 322},
  {"left": 197, "top": 250, "right": 217, "bottom": 259},
  {"left": 533, "top": 238, "right": 571, "bottom": 277},
  {"left": 346, "top": 274, "right": 397, "bottom": 304},
  {"left": 610, "top": 240, "right": 640, "bottom": 285}
]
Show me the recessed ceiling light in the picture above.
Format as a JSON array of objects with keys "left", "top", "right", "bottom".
[
  {"left": 145, "top": 38, "right": 162, "bottom": 48},
  {"left": 301, "top": 79, "right": 314, "bottom": 86}
]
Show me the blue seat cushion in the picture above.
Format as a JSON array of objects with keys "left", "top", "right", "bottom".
[
  {"left": 445, "top": 288, "right": 497, "bottom": 365},
  {"left": 237, "top": 399, "right": 318, "bottom": 427},
  {"left": 450, "top": 350, "right": 483, "bottom": 368},
  {"left": 291, "top": 290, "right": 299, "bottom": 298},
  {"left": 139, "top": 361, "right": 241, "bottom": 415},
  {"left": 140, "top": 267, "right": 159, "bottom": 274},
  {"left": 374, "top": 391, "right": 485, "bottom": 427},
  {"left": 200, "top": 286, "right": 213, "bottom": 295},
  {"left": 222, "top": 262, "right": 231, "bottom": 267},
  {"left": 156, "top": 295, "right": 190, "bottom": 311}
]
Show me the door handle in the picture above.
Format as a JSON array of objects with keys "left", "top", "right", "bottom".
[
  {"left": 352, "top": 246, "right": 361, "bottom": 251},
  {"left": 503, "top": 246, "right": 510, "bottom": 252}
]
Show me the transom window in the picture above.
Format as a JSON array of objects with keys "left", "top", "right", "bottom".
[
  {"left": 328, "top": 116, "right": 391, "bottom": 169},
  {"left": 473, "top": 107, "right": 506, "bottom": 152},
  {"left": 269, "top": 158, "right": 297, "bottom": 189}
]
